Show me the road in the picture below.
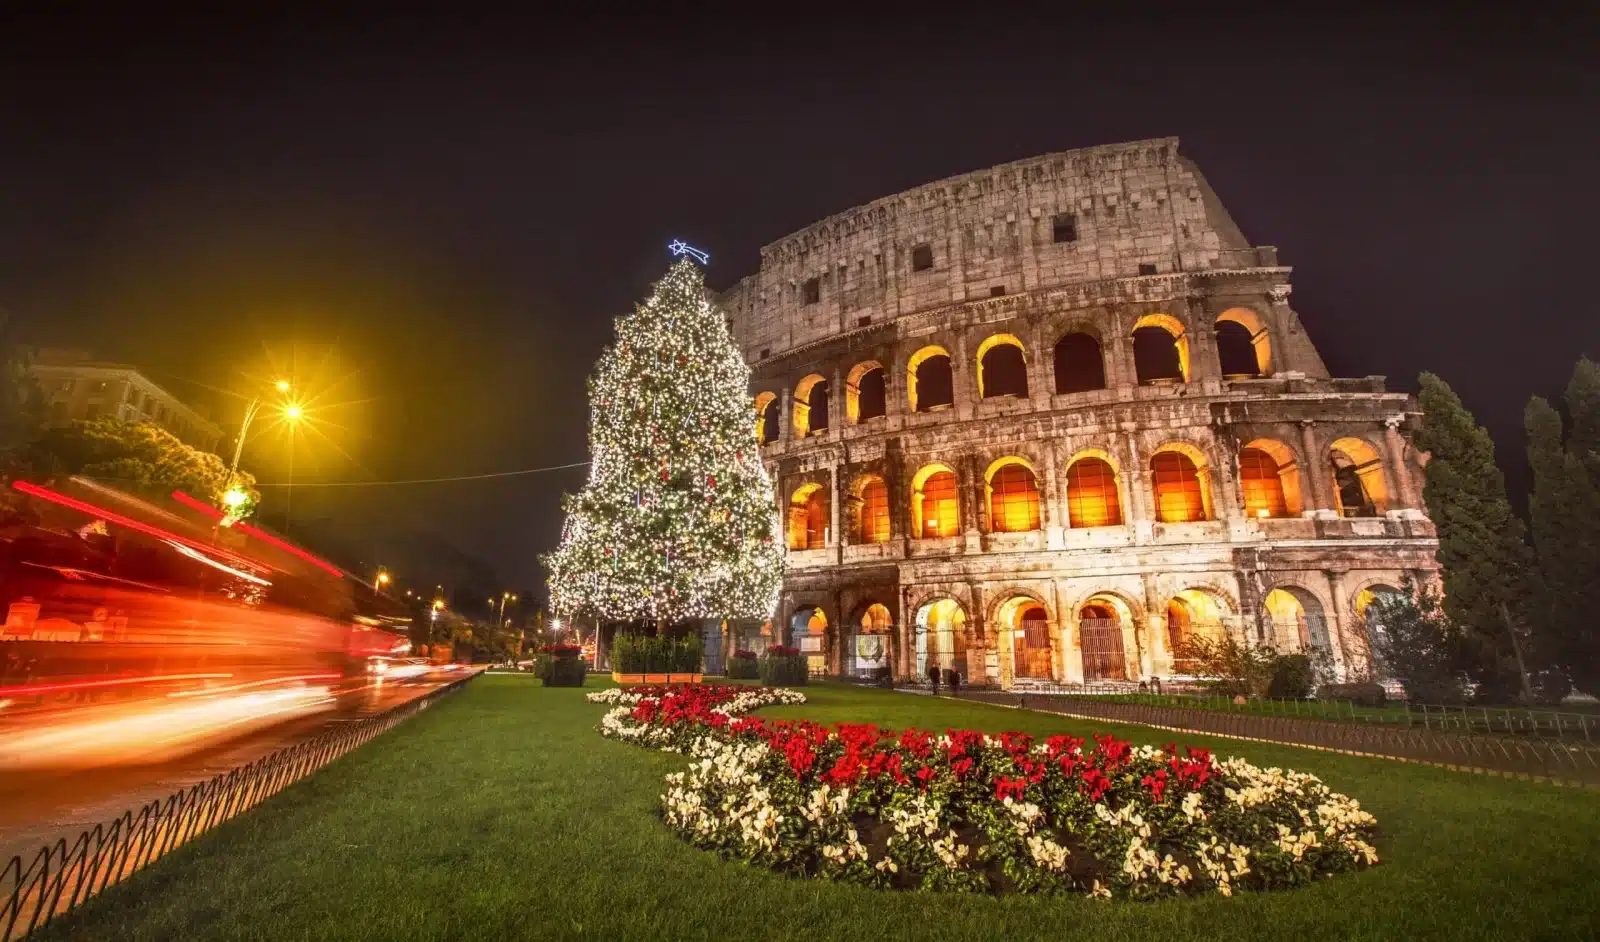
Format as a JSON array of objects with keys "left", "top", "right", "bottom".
[{"left": 0, "top": 673, "right": 458, "bottom": 864}]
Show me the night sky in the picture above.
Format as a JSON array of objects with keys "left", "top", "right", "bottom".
[{"left": 2, "top": 10, "right": 1595, "bottom": 599}]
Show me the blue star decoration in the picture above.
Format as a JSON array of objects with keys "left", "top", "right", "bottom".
[{"left": 669, "top": 240, "right": 710, "bottom": 265}]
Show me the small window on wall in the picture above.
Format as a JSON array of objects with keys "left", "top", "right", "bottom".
[
  {"left": 989, "top": 286, "right": 1006, "bottom": 297},
  {"left": 911, "top": 244, "right": 934, "bottom": 271},
  {"left": 802, "top": 277, "right": 821, "bottom": 305},
  {"left": 1052, "top": 213, "right": 1077, "bottom": 243},
  {"left": 1138, "top": 263, "right": 1158, "bottom": 276}
]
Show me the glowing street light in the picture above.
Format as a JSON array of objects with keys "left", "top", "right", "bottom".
[
  {"left": 274, "top": 379, "right": 291, "bottom": 393},
  {"left": 223, "top": 379, "right": 298, "bottom": 514},
  {"left": 222, "top": 488, "right": 249, "bottom": 510},
  {"left": 375, "top": 568, "right": 391, "bottom": 592}
]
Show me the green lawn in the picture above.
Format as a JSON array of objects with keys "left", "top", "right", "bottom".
[{"left": 34, "top": 676, "right": 1600, "bottom": 941}]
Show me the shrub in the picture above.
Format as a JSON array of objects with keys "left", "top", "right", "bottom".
[
  {"left": 543, "top": 655, "right": 587, "bottom": 687},
  {"left": 1367, "top": 580, "right": 1469, "bottom": 704},
  {"left": 727, "top": 649, "right": 759, "bottom": 680},
  {"left": 1173, "top": 636, "right": 1277, "bottom": 697},
  {"left": 1267, "top": 654, "right": 1315, "bottom": 699},
  {"left": 612, "top": 633, "right": 703, "bottom": 674},
  {"left": 760, "top": 646, "right": 807, "bottom": 686},
  {"left": 1317, "top": 682, "right": 1388, "bottom": 707}
]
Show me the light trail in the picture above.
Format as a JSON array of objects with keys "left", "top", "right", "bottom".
[{"left": 0, "top": 673, "right": 235, "bottom": 697}]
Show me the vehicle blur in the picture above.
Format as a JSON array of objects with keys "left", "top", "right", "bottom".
[{"left": 0, "top": 476, "right": 420, "bottom": 770}]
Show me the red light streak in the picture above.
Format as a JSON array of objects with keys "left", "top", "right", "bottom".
[
  {"left": 167, "top": 673, "right": 341, "bottom": 698},
  {"left": 11, "top": 481, "right": 264, "bottom": 573},
  {"left": 170, "top": 490, "right": 345, "bottom": 579},
  {"left": 1, "top": 673, "right": 234, "bottom": 697}
]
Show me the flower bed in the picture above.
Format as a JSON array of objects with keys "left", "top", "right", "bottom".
[{"left": 590, "top": 684, "right": 1380, "bottom": 900}]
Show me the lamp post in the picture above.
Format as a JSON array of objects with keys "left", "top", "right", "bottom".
[
  {"left": 223, "top": 379, "right": 298, "bottom": 509},
  {"left": 375, "top": 568, "right": 391, "bottom": 593}
]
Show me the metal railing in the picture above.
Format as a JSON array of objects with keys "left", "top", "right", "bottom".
[
  {"left": 2, "top": 673, "right": 476, "bottom": 941},
  {"left": 954, "top": 690, "right": 1600, "bottom": 785}
]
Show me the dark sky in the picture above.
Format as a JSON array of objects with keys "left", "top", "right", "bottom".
[{"left": 2, "top": 9, "right": 1595, "bottom": 598}]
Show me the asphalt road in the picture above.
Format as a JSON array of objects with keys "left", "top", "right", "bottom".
[{"left": 0, "top": 674, "right": 455, "bottom": 864}]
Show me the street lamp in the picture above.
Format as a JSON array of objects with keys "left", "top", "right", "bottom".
[
  {"left": 224, "top": 379, "right": 299, "bottom": 509},
  {"left": 375, "top": 568, "right": 391, "bottom": 592}
]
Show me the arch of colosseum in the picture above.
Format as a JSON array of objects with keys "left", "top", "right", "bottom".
[{"left": 718, "top": 137, "right": 1437, "bottom": 690}]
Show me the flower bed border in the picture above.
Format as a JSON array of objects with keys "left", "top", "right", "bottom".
[{"left": 588, "top": 683, "right": 1381, "bottom": 901}]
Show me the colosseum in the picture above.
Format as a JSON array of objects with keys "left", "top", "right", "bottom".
[{"left": 717, "top": 137, "right": 1438, "bottom": 690}]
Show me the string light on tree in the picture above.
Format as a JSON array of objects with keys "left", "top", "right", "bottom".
[{"left": 543, "top": 253, "right": 783, "bottom": 624}]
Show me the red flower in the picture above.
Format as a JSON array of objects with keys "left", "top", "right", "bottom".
[
  {"left": 995, "top": 777, "right": 1027, "bottom": 802},
  {"left": 915, "top": 765, "right": 938, "bottom": 789},
  {"left": 1080, "top": 768, "right": 1112, "bottom": 801},
  {"left": 950, "top": 756, "right": 974, "bottom": 779},
  {"left": 1141, "top": 769, "right": 1170, "bottom": 802}
]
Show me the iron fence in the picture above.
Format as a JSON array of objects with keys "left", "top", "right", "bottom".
[
  {"left": 2, "top": 672, "right": 476, "bottom": 941},
  {"left": 955, "top": 690, "right": 1600, "bottom": 786}
]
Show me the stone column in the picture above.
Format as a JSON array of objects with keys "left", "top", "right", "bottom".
[
  {"left": 1029, "top": 318, "right": 1053, "bottom": 407},
  {"left": 830, "top": 460, "right": 846, "bottom": 550},
  {"left": 1054, "top": 580, "right": 1084, "bottom": 683},
  {"left": 1142, "top": 573, "right": 1164, "bottom": 679},
  {"left": 1043, "top": 437, "right": 1065, "bottom": 548},
  {"left": 954, "top": 332, "right": 975, "bottom": 420},
  {"left": 1299, "top": 421, "right": 1332, "bottom": 515},
  {"left": 1108, "top": 313, "right": 1136, "bottom": 389},
  {"left": 1384, "top": 416, "right": 1418, "bottom": 511},
  {"left": 1323, "top": 569, "right": 1353, "bottom": 679},
  {"left": 778, "top": 387, "right": 793, "bottom": 441},
  {"left": 966, "top": 582, "right": 989, "bottom": 686}
]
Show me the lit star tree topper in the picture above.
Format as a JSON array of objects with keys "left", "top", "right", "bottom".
[{"left": 544, "top": 255, "right": 783, "bottom": 625}]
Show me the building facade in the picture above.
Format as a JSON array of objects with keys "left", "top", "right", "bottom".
[
  {"left": 31, "top": 350, "right": 222, "bottom": 452},
  {"left": 719, "top": 138, "right": 1437, "bottom": 689}
]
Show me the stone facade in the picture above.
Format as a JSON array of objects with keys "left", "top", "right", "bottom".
[{"left": 719, "top": 138, "right": 1437, "bottom": 690}]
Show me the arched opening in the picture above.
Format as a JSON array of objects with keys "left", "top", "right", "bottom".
[
  {"left": 1216, "top": 308, "right": 1273, "bottom": 376},
  {"left": 913, "top": 598, "right": 966, "bottom": 679},
  {"left": 1150, "top": 448, "right": 1210, "bottom": 522},
  {"left": 907, "top": 346, "right": 954, "bottom": 412},
  {"left": 911, "top": 464, "right": 960, "bottom": 538},
  {"left": 985, "top": 459, "right": 1041, "bottom": 533},
  {"left": 997, "top": 596, "right": 1052, "bottom": 680},
  {"left": 786, "top": 483, "right": 828, "bottom": 550},
  {"left": 1166, "top": 589, "right": 1228, "bottom": 674},
  {"left": 1215, "top": 321, "right": 1260, "bottom": 378},
  {"left": 1078, "top": 600, "right": 1128, "bottom": 682},
  {"left": 1355, "top": 583, "right": 1403, "bottom": 672},
  {"left": 1132, "top": 314, "right": 1190, "bottom": 385},
  {"left": 1064, "top": 455, "right": 1122, "bottom": 528},
  {"left": 846, "top": 361, "right": 887, "bottom": 424},
  {"left": 1329, "top": 437, "right": 1389, "bottom": 517},
  {"left": 850, "top": 602, "right": 893, "bottom": 678},
  {"left": 1263, "top": 587, "right": 1330, "bottom": 653},
  {"left": 848, "top": 474, "right": 891, "bottom": 545},
  {"left": 792, "top": 375, "right": 829, "bottom": 438},
  {"left": 1240, "top": 439, "right": 1303, "bottom": 517},
  {"left": 753, "top": 392, "right": 778, "bottom": 444},
  {"left": 976, "top": 334, "right": 1028, "bottom": 399},
  {"left": 1053, "top": 332, "right": 1106, "bottom": 394},
  {"left": 787, "top": 606, "right": 829, "bottom": 675}
]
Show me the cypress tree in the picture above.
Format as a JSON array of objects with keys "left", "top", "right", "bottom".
[{"left": 1415, "top": 373, "right": 1535, "bottom": 701}]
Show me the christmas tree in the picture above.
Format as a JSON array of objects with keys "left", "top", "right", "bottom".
[{"left": 544, "top": 256, "right": 783, "bottom": 625}]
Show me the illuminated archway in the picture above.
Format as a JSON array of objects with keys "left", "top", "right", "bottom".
[
  {"left": 786, "top": 483, "right": 828, "bottom": 550},
  {"left": 792, "top": 374, "right": 829, "bottom": 438},
  {"left": 1355, "top": 583, "right": 1403, "bottom": 670},
  {"left": 975, "top": 334, "right": 1028, "bottom": 399},
  {"left": 788, "top": 605, "right": 830, "bottom": 675},
  {"left": 995, "top": 594, "right": 1052, "bottom": 680},
  {"left": 1077, "top": 597, "right": 1130, "bottom": 682},
  {"left": 911, "top": 464, "right": 960, "bottom": 538},
  {"left": 1064, "top": 451, "right": 1123, "bottom": 528},
  {"left": 913, "top": 598, "right": 967, "bottom": 678},
  {"left": 1216, "top": 308, "right": 1273, "bottom": 376},
  {"left": 1150, "top": 444, "right": 1211, "bottom": 522},
  {"left": 1053, "top": 332, "right": 1106, "bottom": 394},
  {"left": 846, "top": 361, "right": 887, "bottom": 424},
  {"left": 1166, "top": 588, "right": 1229, "bottom": 673},
  {"left": 1240, "top": 438, "right": 1302, "bottom": 517},
  {"left": 1263, "top": 586, "right": 1330, "bottom": 652},
  {"left": 1132, "top": 313, "right": 1190, "bottom": 384},
  {"left": 753, "top": 392, "right": 778, "bottom": 444},
  {"left": 849, "top": 602, "right": 893, "bottom": 677},
  {"left": 848, "top": 473, "right": 891, "bottom": 544},
  {"left": 1329, "top": 437, "right": 1389, "bottom": 517},
  {"left": 907, "top": 346, "right": 954, "bottom": 412},
  {"left": 984, "top": 457, "right": 1041, "bottom": 532}
]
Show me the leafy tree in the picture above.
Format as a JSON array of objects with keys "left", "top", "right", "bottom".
[
  {"left": 544, "top": 259, "right": 783, "bottom": 626},
  {"left": 22, "top": 417, "right": 259, "bottom": 515},
  {"left": 1415, "top": 373, "right": 1537, "bottom": 701},
  {"left": 1367, "top": 577, "right": 1467, "bottom": 703},
  {"left": 1525, "top": 358, "right": 1600, "bottom": 697}
]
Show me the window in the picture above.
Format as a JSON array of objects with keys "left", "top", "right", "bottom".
[
  {"left": 1151, "top": 452, "right": 1207, "bottom": 523},
  {"left": 1238, "top": 448, "right": 1288, "bottom": 518},
  {"left": 787, "top": 486, "right": 829, "bottom": 550},
  {"left": 911, "top": 244, "right": 933, "bottom": 271},
  {"left": 911, "top": 354, "right": 954, "bottom": 411},
  {"left": 988, "top": 465, "right": 1041, "bottom": 532},
  {"left": 978, "top": 342, "right": 1028, "bottom": 398},
  {"left": 1133, "top": 326, "right": 1185, "bottom": 384},
  {"left": 759, "top": 348, "right": 770, "bottom": 359},
  {"left": 757, "top": 398, "right": 779, "bottom": 444},
  {"left": 1215, "top": 320, "right": 1261, "bottom": 377},
  {"left": 919, "top": 471, "right": 959, "bottom": 538},
  {"left": 1053, "top": 333, "right": 1106, "bottom": 394},
  {"left": 1066, "top": 458, "right": 1122, "bottom": 528},
  {"left": 1138, "top": 263, "right": 1158, "bottom": 276},
  {"left": 858, "top": 479, "right": 890, "bottom": 544},
  {"left": 855, "top": 367, "right": 886, "bottom": 421},
  {"left": 1052, "top": 213, "right": 1077, "bottom": 243},
  {"left": 989, "top": 285, "right": 1006, "bottom": 297},
  {"left": 802, "top": 277, "right": 820, "bottom": 305},
  {"left": 857, "top": 316, "right": 872, "bottom": 327}
]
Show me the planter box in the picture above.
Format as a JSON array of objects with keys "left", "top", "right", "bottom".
[{"left": 611, "top": 672, "right": 705, "bottom": 685}]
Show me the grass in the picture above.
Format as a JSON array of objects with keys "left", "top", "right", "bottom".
[{"left": 33, "top": 675, "right": 1600, "bottom": 941}]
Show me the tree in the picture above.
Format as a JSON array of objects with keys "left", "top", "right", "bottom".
[
  {"left": 23, "top": 417, "right": 260, "bottom": 515},
  {"left": 1525, "top": 358, "right": 1600, "bottom": 696},
  {"left": 1414, "top": 373, "right": 1536, "bottom": 702},
  {"left": 1367, "top": 577, "right": 1467, "bottom": 703},
  {"left": 0, "top": 334, "right": 44, "bottom": 455},
  {"left": 544, "top": 258, "right": 783, "bottom": 626}
]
